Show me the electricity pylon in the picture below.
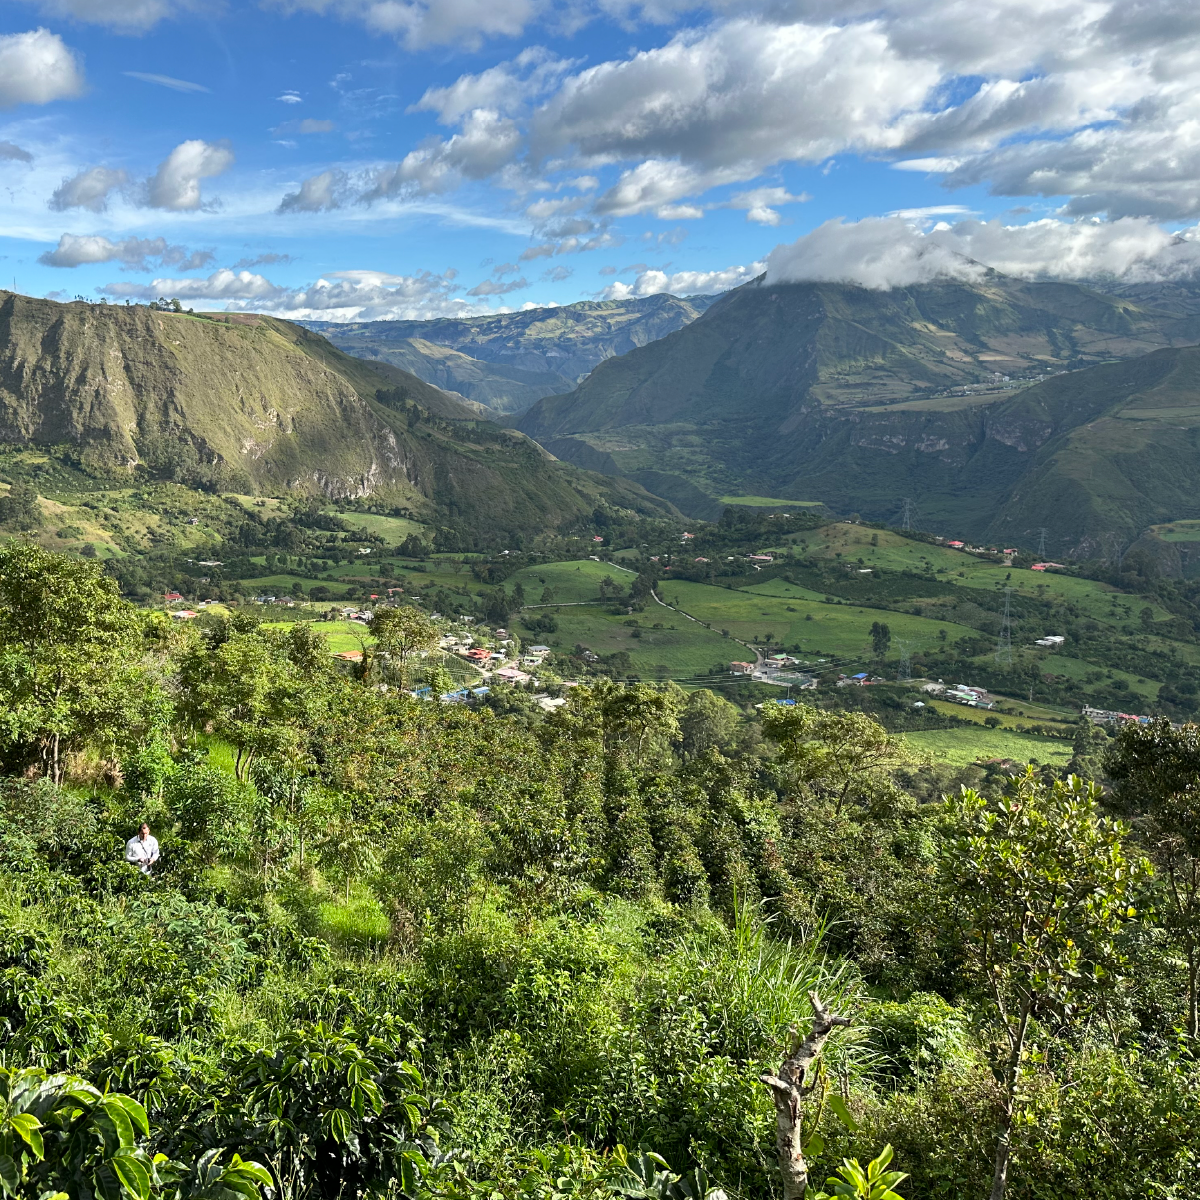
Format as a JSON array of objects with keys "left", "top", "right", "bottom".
[{"left": 995, "top": 587, "right": 1013, "bottom": 668}]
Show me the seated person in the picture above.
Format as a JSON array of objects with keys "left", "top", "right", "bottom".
[{"left": 125, "top": 822, "right": 160, "bottom": 875}]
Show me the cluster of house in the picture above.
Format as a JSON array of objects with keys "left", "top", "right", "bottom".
[
  {"left": 1034, "top": 635, "right": 1065, "bottom": 647},
  {"left": 1082, "top": 706, "right": 1162, "bottom": 727},
  {"left": 729, "top": 659, "right": 817, "bottom": 688},
  {"left": 940, "top": 539, "right": 1019, "bottom": 559},
  {"left": 922, "top": 681, "right": 996, "bottom": 709},
  {"left": 1030, "top": 562, "right": 1066, "bottom": 572}
]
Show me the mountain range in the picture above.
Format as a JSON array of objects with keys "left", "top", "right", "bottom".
[
  {"left": 302, "top": 293, "right": 716, "bottom": 415},
  {"left": 510, "top": 273, "right": 1200, "bottom": 549},
  {"left": 0, "top": 291, "right": 674, "bottom": 536}
]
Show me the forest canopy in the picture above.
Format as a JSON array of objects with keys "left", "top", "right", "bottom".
[{"left": 0, "top": 542, "right": 1198, "bottom": 1200}]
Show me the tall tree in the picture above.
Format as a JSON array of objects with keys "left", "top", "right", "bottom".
[
  {"left": 367, "top": 605, "right": 439, "bottom": 687},
  {"left": 941, "top": 769, "right": 1148, "bottom": 1200},
  {"left": 1106, "top": 718, "right": 1200, "bottom": 1038},
  {"left": 0, "top": 541, "right": 143, "bottom": 781}
]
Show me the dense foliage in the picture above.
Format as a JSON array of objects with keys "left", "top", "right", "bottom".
[{"left": 2, "top": 543, "right": 1199, "bottom": 1200}]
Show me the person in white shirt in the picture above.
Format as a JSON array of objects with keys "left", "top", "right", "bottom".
[{"left": 125, "top": 823, "right": 160, "bottom": 875}]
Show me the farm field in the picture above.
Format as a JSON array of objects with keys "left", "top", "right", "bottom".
[
  {"left": 658, "top": 579, "right": 980, "bottom": 660},
  {"left": 326, "top": 511, "right": 428, "bottom": 541},
  {"left": 902, "top": 726, "right": 1073, "bottom": 766},
  {"left": 720, "top": 495, "right": 823, "bottom": 507}
]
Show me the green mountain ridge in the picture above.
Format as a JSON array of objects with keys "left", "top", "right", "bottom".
[
  {"left": 517, "top": 274, "right": 1200, "bottom": 546},
  {"left": 0, "top": 290, "right": 677, "bottom": 536},
  {"left": 304, "top": 293, "right": 717, "bottom": 415}
]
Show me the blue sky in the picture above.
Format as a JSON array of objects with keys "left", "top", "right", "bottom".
[{"left": 2, "top": 0, "right": 1199, "bottom": 320}]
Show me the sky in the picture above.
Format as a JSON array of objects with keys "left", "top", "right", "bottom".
[{"left": 3, "top": 0, "right": 1200, "bottom": 321}]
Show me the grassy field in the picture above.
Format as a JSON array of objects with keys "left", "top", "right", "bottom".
[
  {"left": 720, "top": 495, "right": 824, "bottom": 507},
  {"left": 902, "top": 726, "right": 1073, "bottom": 766},
  {"left": 508, "top": 558, "right": 638, "bottom": 605},
  {"left": 326, "top": 511, "right": 428, "bottom": 542},
  {"left": 657, "top": 579, "right": 980, "bottom": 661}
]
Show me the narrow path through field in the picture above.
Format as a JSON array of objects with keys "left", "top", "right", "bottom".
[{"left": 650, "top": 587, "right": 763, "bottom": 668}]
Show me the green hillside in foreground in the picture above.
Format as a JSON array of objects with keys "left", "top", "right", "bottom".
[
  {"left": 0, "top": 291, "right": 676, "bottom": 537},
  {"left": 516, "top": 274, "right": 1200, "bottom": 546}
]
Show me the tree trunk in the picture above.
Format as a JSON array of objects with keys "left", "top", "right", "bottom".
[
  {"left": 760, "top": 992, "right": 851, "bottom": 1200},
  {"left": 1188, "top": 943, "right": 1198, "bottom": 1041},
  {"left": 990, "top": 1003, "right": 1032, "bottom": 1200}
]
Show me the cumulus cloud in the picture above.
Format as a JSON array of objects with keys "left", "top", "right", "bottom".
[
  {"left": 268, "top": 0, "right": 539, "bottom": 51},
  {"left": 600, "top": 260, "right": 764, "bottom": 299},
  {"left": 361, "top": 109, "right": 521, "bottom": 200},
  {"left": 0, "top": 29, "right": 84, "bottom": 108},
  {"left": 49, "top": 166, "right": 129, "bottom": 212},
  {"left": 225, "top": 268, "right": 475, "bottom": 321},
  {"left": 518, "top": 230, "right": 623, "bottom": 260},
  {"left": 38, "top": 233, "right": 214, "bottom": 270},
  {"left": 541, "top": 265, "right": 573, "bottom": 282},
  {"left": 722, "top": 186, "right": 810, "bottom": 225},
  {"left": 764, "top": 215, "right": 1200, "bottom": 290},
  {"left": 101, "top": 269, "right": 280, "bottom": 302},
  {"left": 413, "top": 47, "right": 576, "bottom": 124},
  {"left": 27, "top": 0, "right": 204, "bottom": 32},
  {"left": 0, "top": 141, "right": 33, "bottom": 162},
  {"left": 348, "top": 0, "right": 1200, "bottom": 223},
  {"left": 278, "top": 169, "right": 345, "bottom": 213},
  {"left": 145, "top": 139, "right": 234, "bottom": 210},
  {"left": 467, "top": 276, "right": 530, "bottom": 296}
]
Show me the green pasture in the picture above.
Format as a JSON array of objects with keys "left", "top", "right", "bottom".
[
  {"left": 922, "top": 697, "right": 1075, "bottom": 734},
  {"left": 656, "top": 579, "right": 980, "bottom": 660},
  {"left": 326, "top": 511, "right": 428, "bottom": 542},
  {"left": 1151, "top": 520, "right": 1200, "bottom": 542},
  {"left": 1039, "top": 653, "right": 1162, "bottom": 703},
  {"left": 525, "top": 603, "right": 734, "bottom": 679},
  {"left": 508, "top": 558, "right": 636, "bottom": 605},
  {"left": 720, "top": 495, "right": 823, "bottom": 507},
  {"left": 902, "top": 726, "right": 1073, "bottom": 767}
]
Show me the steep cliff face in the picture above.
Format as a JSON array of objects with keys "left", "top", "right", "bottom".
[
  {"left": 0, "top": 292, "right": 676, "bottom": 534},
  {"left": 517, "top": 275, "right": 1200, "bottom": 543}
]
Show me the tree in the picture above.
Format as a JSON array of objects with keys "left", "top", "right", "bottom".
[
  {"left": 762, "top": 703, "right": 909, "bottom": 816},
  {"left": 870, "top": 622, "right": 891, "bottom": 659},
  {"left": 679, "top": 689, "right": 740, "bottom": 758},
  {"left": 1106, "top": 718, "right": 1200, "bottom": 1038},
  {"left": 368, "top": 606, "right": 439, "bottom": 687},
  {"left": 0, "top": 542, "right": 144, "bottom": 781},
  {"left": 941, "top": 770, "right": 1148, "bottom": 1200},
  {"left": 759, "top": 993, "right": 851, "bottom": 1200}
]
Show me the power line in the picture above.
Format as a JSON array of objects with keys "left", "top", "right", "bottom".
[
  {"left": 900, "top": 497, "right": 916, "bottom": 532},
  {"left": 995, "top": 586, "right": 1014, "bottom": 668},
  {"left": 897, "top": 639, "right": 912, "bottom": 682},
  {"left": 1036, "top": 527, "right": 1047, "bottom": 558}
]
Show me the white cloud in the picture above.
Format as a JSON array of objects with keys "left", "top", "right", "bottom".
[
  {"left": 413, "top": 48, "right": 575, "bottom": 124},
  {"left": 228, "top": 267, "right": 478, "bottom": 320},
  {"left": 145, "top": 139, "right": 234, "bottom": 211},
  {"left": 277, "top": 91, "right": 303, "bottom": 104},
  {"left": 123, "top": 71, "right": 209, "bottom": 93},
  {"left": 722, "top": 186, "right": 810, "bottom": 225},
  {"left": 600, "top": 259, "right": 763, "bottom": 299},
  {"left": 0, "top": 29, "right": 84, "bottom": 109},
  {"left": 361, "top": 109, "right": 521, "bottom": 200},
  {"left": 268, "top": 0, "right": 539, "bottom": 50},
  {"left": 101, "top": 268, "right": 281, "bottom": 302},
  {"left": 232, "top": 252, "right": 293, "bottom": 268},
  {"left": 50, "top": 166, "right": 129, "bottom": 212},
  {"left": 278, "top": 169, "right": 345, "bottom": 213},
  {"left": 764, "top": 215, "right": 1200, "bottom": 290},
  {"left": 38, "top": 233, "right": 214, "bottom": 270},
  {"left": 27, "top": 0, "right": 203, "bottom": 32}
]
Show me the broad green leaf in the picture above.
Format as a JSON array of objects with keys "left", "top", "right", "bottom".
[
  {"left": 803, "top": 1133, "right": 824, "bottom": 1158},
  {"left": 827, "top": 1096, "right": 857, "bottom": 1132},
  {"left": 112, "top": 1154, "right": 152, "bottom": 1200},
  {"left": 0, "top": 1154, "right": 19, "bottom": 1198}
]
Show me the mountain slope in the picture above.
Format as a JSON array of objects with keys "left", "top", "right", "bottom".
[
  {"left": 0, "top": 291, "right": 676, "bottom": 535},
  {"left": 305, "top": 293, "right": 717, "bottom": 414},
  {"left": 517, "top": 274, "right": 1200, "bottom": 543}
]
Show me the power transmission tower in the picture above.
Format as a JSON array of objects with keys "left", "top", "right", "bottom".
[
  {"left": 995, "top": 587, "right": 1014, "bottom": 668},
  {"left": 900, "top": 497, "right": 915, "bottom": 532},
  {"left": 897, "top": 639, "right": 912, "bottom": 682},
  {"left": 1036, "top": 527, "right": 1047, "bottom": 558}
]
